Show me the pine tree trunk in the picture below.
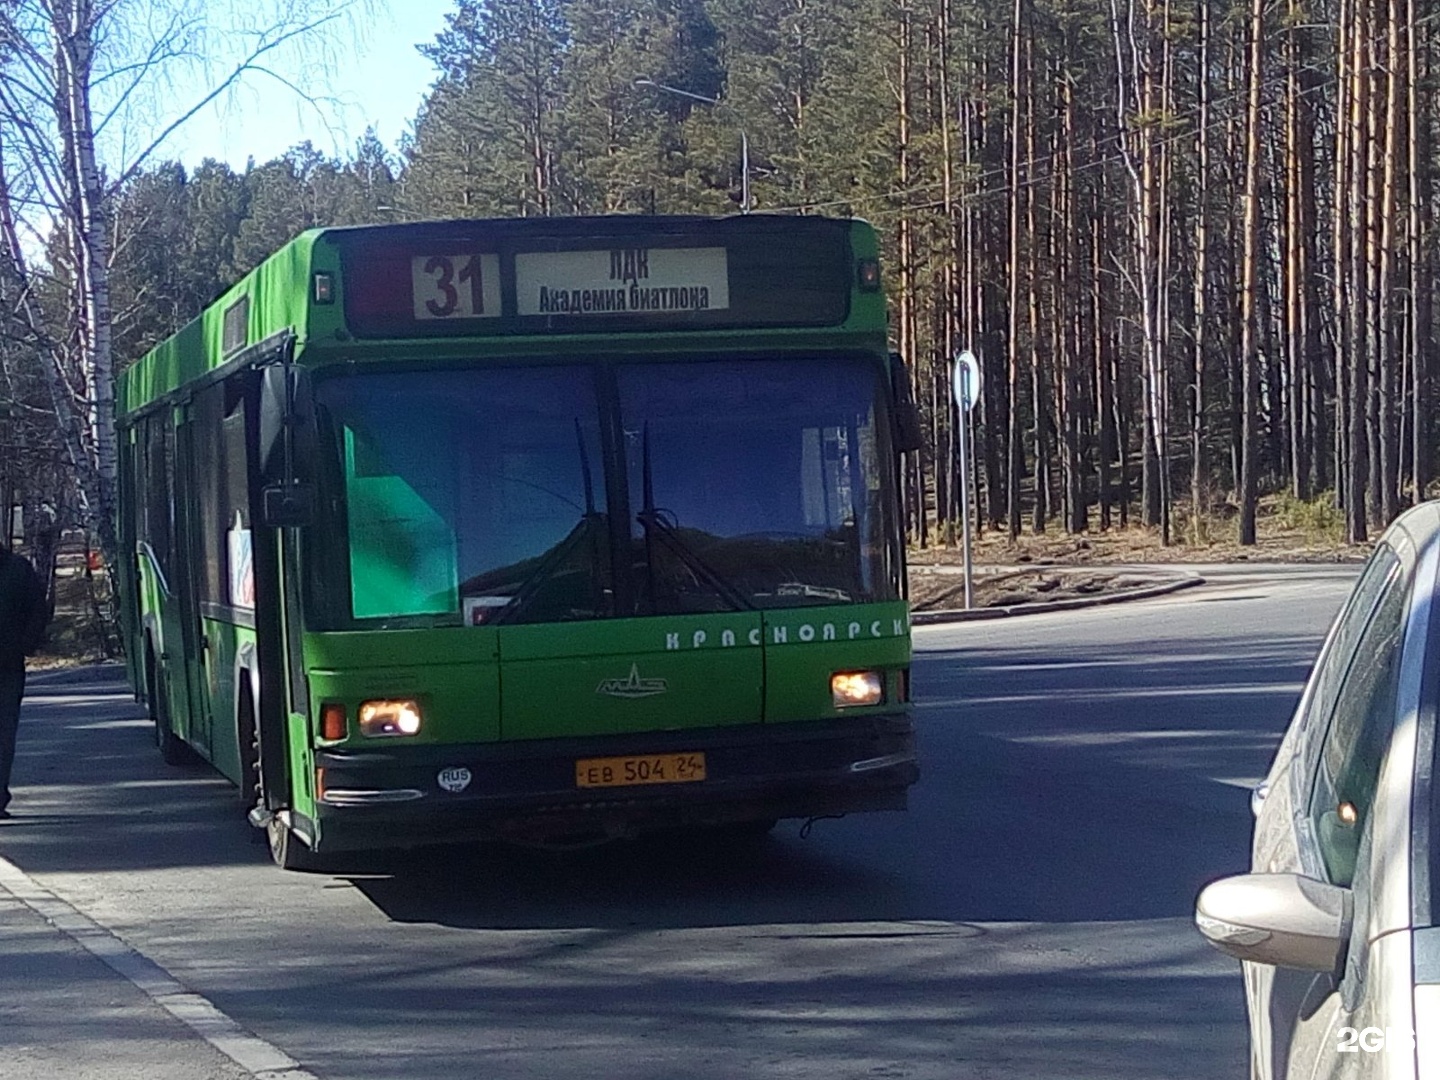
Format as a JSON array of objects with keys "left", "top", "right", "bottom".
[
  {"left": 1284, "top": 0, "right": 1309, "bottom": 499},
  {"left": 1237, "top": 0, "right": 1264, "bottom": 544},
  {"left": 939, "top": 0, "right": 957, "bottom": 546},
  {"left": 1095, "top": 190, "right": 1115, "bottom": 529},
  {"left": 1377, "top": 0, "right": 1402, "bottom": 524},
  {"left": 1026, "top": 48, "right": 1048, "bottom": 536},
  {"left": 1410, "top": 0, "right": 1429, "bottom": 501},
  {"left": 1191, "top": 0, "right": 1211, "bottom": 538},
  {"left": 1333, "top": 0, "right": 1353, "bottom": 520},
  {"left": 1006, "top": 0, "right": 1025, "bottom": 540},
  {"left": 1347, "top": 0, "right": 1371, "bottom": 541}
]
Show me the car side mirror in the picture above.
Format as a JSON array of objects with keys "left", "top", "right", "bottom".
[{"left": 1195, "top": 873, "right": 1351, "bottom": 973}]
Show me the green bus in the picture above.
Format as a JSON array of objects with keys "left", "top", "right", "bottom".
[{"left": 115, "top": 214, "right": 920, "bottom": 869}]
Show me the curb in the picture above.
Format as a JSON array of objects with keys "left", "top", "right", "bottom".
[
  {"left": 911, "top": 571, "right": 1205, "bottom": 625},
  {"left": 0, "top": 855, "right": 318, "bottom": 1080}
]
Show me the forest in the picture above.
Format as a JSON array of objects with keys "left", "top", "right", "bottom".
[{"left": 0, "top": 0, "right": 1435, "bottom": 561}]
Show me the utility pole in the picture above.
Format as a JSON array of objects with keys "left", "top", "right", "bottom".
[{"left": 634, "top": 77, "right": 751, "bottom": 213}]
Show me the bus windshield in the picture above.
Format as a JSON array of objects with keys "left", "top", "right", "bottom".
[{"left": 308, "top": 356, "right": 897, "bottom": 628}]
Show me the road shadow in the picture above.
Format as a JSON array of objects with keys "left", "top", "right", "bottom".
[
  {"left": 918, "top": 629, "right": 1324, "bottom": 799},
  {"left": 7, "top": 631, "right": 1292, "bottom": 936},
  {"left": 339, "top": 725, "right": 1252, "bottom": 931},
  {"left": 0, "top": 675, "right": 266, "bottom": 875},
  {"left": 332, "top": 622, "right": 1326, "bottom": 934},
  {"left": 217, "top": 952, "right": 1244, "bottom": 1080},
  {"left": 342, "top": 627, "right": 1309, "bottom": 932}
]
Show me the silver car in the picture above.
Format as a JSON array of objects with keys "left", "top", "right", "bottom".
[{"left": 1195, "top": 502, "right": 1440, "bottom": 1078}]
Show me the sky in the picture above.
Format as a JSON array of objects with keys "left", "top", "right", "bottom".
[{"left": 156, "top": 0, "right": 454, "bottom": 171}]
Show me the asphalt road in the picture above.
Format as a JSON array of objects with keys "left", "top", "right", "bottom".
[{"left": 0, "top": 563, "right": 1358, "bottom": 1080}]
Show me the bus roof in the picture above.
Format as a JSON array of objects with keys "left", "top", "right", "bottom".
[{"left": 116, "top": 215, "right": 885, "bottom": 418}]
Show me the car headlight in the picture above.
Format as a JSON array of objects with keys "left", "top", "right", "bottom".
[
  {"left": 831, "top": 671, "right": 883, "bottom": 708},
  {"left": 358, "top": 699, "right": 423, "bottom": 737}
]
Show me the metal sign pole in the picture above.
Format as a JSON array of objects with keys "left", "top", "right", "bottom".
[
  {"left": 958, "top": 400, "right": 973, "bottom": 610},
  {"left": 952, "top": 350, "right": 982, "bottom": 611}
]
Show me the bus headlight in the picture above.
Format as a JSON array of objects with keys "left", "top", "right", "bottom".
[
  {"left": 831, "top": 671, "right": 883, "bottom": 708},
  {"left": 358, "top": 699, "right": 423, "bottom": 737}
]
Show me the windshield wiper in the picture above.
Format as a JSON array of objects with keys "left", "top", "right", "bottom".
[
  {"left": 636, "top": 424, "right": 753, "bottom": 612},
  {"left": 483, "top": 513, "right": 604, "bottom": 625}
]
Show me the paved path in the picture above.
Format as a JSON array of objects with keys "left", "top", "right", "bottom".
[{"left": 0, "top": 564, "right": 1357, "bottom": 1079}]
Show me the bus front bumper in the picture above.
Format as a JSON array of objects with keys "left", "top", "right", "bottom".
[{"left": 307, "top": 713, "right": 916, "bottom": 850}]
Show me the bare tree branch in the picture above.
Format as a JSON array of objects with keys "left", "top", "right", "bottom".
[{"left": 110, "top": 10, "right": 344, "bottom": 191}]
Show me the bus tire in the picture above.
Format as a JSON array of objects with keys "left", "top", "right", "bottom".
[
  {"left": 148, "top": 647, "right": 187, "bottom": 766},
  {"left": 246, "top": 693, "right": 327, "bottom": 872},
  {"left": 266, "top": 816, "right": 324, "bottom": 872}
]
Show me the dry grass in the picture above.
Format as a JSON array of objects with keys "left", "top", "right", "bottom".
[
  {"left": 911, "top": 493, "right": 1368, "bottom": 569},
  {"left": 906, "top": 493, "right": 1369, "bottom": 611},
  {"left": 27, "top": 557, "right": 120, "bottom": 670}
]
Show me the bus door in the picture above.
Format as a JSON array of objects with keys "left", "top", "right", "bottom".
[
  {"left": 138, "top": 412, "right": 186, "bottom": 736},
  {"left": 172, "top": 406, "right": 212, "bottom": 753}
]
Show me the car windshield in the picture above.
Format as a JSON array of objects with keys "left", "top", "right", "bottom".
[{"left": 306, "top": 356, "right": 898, "bottom": 628}]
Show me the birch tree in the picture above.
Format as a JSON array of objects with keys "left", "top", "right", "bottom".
[{"left": 0, "top": 0, "right": 359, "bottom": 558}]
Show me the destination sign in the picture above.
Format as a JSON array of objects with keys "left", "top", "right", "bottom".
[
  {"left": 515, "top": 247, "right": 730, "bottom": 317},
  {"left": 335, "top": 217, "right": 852, "bottom": 337},
  {"left": 411, "top": 253, "right": 502, "bottom": 320}
]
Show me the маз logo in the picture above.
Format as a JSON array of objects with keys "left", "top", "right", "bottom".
[{"left": 596, "top": 663, "right": 668, "bottom": 698}]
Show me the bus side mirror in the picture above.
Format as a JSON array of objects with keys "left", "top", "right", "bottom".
[
  {"left": 258, "top": 363, "right": 317, "bottom": 484},
  {"left": 258, "top": 360, "right": 317, "bottom": 528},
  {"left": 890, "top": 353, "right": 925, "bottom": 454}
]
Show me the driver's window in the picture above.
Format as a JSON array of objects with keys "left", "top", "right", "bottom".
[
  {"left": 1301, "top": 549, "right": 1399, "bottom": 744},
  {"left": 1306, "top": 557, "right": 1409, "bottom": 887}
]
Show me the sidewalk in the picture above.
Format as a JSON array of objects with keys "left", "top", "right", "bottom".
[
  {"left": 0, "top": 876, "right": 253, "bottom": 1080},
  {"left": 0, "top": 664, "right": 311, "bottom": 1080}
]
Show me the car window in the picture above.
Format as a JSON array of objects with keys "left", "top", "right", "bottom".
[
  {"left": 1300, "top": 547, "right": 1400, "bottom": 745},
  {"left": 1307, "top": 557, "right": 1409, "bottom": 887}
]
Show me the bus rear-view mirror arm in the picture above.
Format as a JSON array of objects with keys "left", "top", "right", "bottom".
[
  {"left": 258, "top": 348, "right": 317, "bottom": 528},
  {"left": 889, "top": 352, "right": 925, "bottom": 454}
]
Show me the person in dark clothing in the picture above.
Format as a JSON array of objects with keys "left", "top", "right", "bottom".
[{"left": 0, "top": 545, "right": 49, "bottom": 818}]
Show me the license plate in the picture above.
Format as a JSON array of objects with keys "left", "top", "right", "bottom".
[{"left": 575, "top": 752, "right": 707, "bottom": 788}]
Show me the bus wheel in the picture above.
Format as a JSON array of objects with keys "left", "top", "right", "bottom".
[
  {"left": 149, "top": 654, "right": 188, "bottom": 766},
  {"left": 266, "top": 816, "right": 324, "bottom": 872}
]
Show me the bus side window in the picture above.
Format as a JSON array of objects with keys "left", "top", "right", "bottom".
[
  {"left": 221, "top": 394, "right": 253, "bottom": 610},
  {"left": 140, "top": 414, "right": 174, "bottom": 582},
  {"left": 191, "top": 383, "right": 227, "bottom": 606}
]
